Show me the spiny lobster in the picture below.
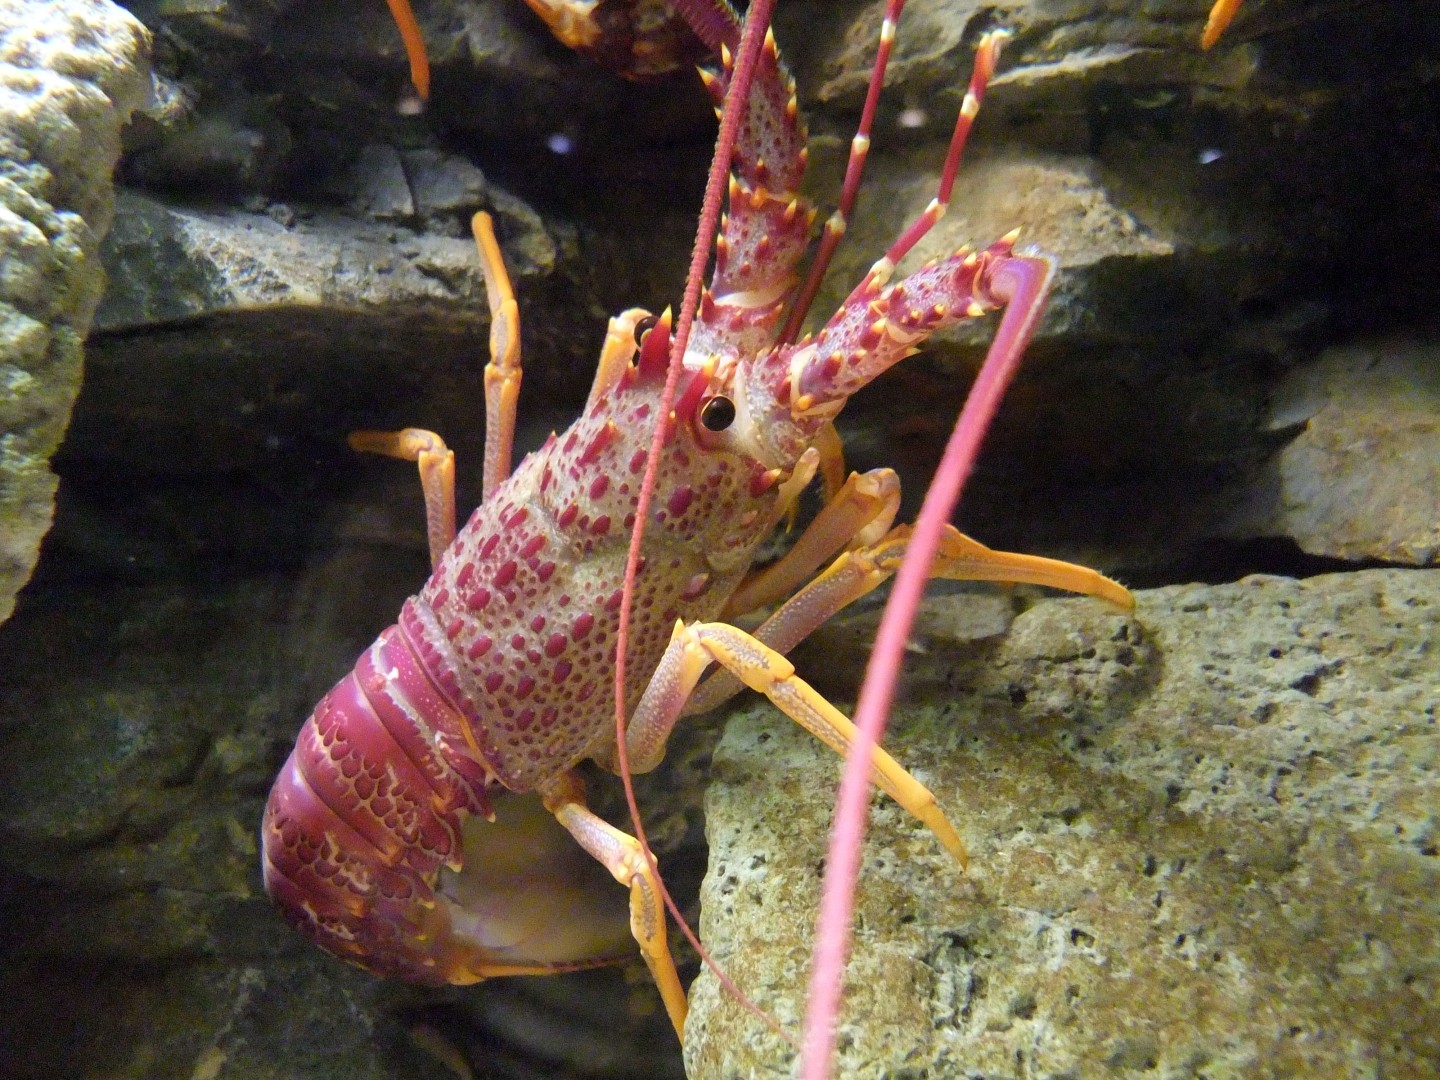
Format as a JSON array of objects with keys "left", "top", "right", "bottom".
[{"left": 261, "top": 0, "right": 1135, "bottom": 1059}]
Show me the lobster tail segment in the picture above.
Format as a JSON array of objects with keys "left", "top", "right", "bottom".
[
  {"left": 262, "top": 616, "right": 639, "bottom": 986},
  {"left": 261, "top": 621, "right": 499, "bottom": 983}
]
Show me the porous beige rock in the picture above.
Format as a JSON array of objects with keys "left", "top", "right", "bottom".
[
  {"left": 1229, "top": 336, "right": 1440, "bottom": 565},
  {"left": 687, "top": 570, "right": 1439, "bottom": 1078},
  {"left": 0, "top": 0, "right": 150, "bottom": 624}
]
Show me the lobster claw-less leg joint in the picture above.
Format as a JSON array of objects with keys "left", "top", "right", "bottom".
[{"left": 262, "top": 0, "right": 1135, "bottom": 1044}]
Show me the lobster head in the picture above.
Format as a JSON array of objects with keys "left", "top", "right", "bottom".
[{"left": 655, "top": 244, "right": 1024, "bottom": 478}]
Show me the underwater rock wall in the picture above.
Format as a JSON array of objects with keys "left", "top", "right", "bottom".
[
  {"left": 0, "top": 0, "right": 1437, "bottom": 1077},
  {"left": 0, "top": 0, "right": 150, "bottom": 624}
]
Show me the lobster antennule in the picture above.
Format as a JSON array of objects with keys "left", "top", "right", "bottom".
[
  {"left": 780, "top": 234, "right": 1044, "bottom": 420},
  {"left": 769, "top": 25, "right": 1020, "bottom": 424}
]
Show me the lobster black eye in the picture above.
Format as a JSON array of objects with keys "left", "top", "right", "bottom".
[
  {"left": 700, "top": 395, "right": 736, "bottom": 432},
  {"left": 633, "top": 315, "right": 658, "bottom": 346}
]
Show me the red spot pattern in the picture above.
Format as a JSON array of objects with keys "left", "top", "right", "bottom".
[
  {"left": 668, "top": 485, "right": 695, "bottom": 517},
  {"left": 399, "top": 374, "right": 779, "bottom": 793}
]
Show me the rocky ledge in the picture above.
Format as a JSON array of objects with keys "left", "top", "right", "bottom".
[{"left": 686, "top": 569, "right": 1438, "bottom": 1078}]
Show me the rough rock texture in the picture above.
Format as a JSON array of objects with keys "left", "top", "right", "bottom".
[
  {"left": 686, "top": 570, "right": 1439, "bottom": 1077},
  {"left": 3, "top": 0, "right": 1440, "bottom": 1076},
  {"left": 1226, "top": 336, "right": 1440, "bottom": 565},
  {"left": 80, "top": 183, "right": 571, "bottom": 480},
  {"left": 0, "top": 0, "right": 150, "bottom": 624},
  {"left": 776, "top": 0, "right": 1440, "bottom": 575},
  {"left": 0, "top": 536, "right": 703, "bottom": 1079}
]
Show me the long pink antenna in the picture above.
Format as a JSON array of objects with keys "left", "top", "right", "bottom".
[
  {"left": 611, "top": 0, "right": 795, "bottom": 1045},
  {"left": 799, "top": 252, "right": 1055, "bottom": 1077},
  {"left": 779, "top": 0, "right": 907, "bottom": 345}
]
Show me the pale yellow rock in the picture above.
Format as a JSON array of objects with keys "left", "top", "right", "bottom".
[{"left": 687, "top": 570, "right": 1439, "bottom": 1078}]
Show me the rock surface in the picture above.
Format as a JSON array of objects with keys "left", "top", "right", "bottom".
[
  {"left": 1226, "top": 336, "right": 1440, "bottom": 565},
  {"left": 777, "top": 0, "right": 1440, "bottom": 574},
  {"left": 0, "top": 0, "right": 150, "bottom": 624},
  {"left": 686, "top": 570, "right": 1439, "bottom": 1078},
  {"left": 0, "top": 539, "right": 700, "bottom": 1079},
  {"left": 3, "top": 0, "right": 1440, "bottom": 1077}
]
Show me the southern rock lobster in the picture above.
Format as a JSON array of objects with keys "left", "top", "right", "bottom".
[{"left": 261, "top": 0, "right": 1134, "bottom": 1050}]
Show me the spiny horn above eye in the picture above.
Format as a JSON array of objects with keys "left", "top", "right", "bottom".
[
  {"left": 636, "top": 307, "right": 674, "bottom": 379},
  {"left": 674, "top": 356, "right": 721, "bottom": 423}
]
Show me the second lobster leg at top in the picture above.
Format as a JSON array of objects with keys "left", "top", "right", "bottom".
[{"left": 261, "top": 0, "right": 1135, "bottom": 1043}]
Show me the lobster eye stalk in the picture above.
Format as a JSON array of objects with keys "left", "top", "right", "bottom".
[
  {"left": 700, "top": 395, "right": 736, "bottom": 431},
  {"left": 633, "top": 314, "right": 659, "bottom": 347}
]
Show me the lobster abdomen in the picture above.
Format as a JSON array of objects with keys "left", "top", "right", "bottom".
[{"left": 261, "top": 621, "right": 496, "bottom": 984}]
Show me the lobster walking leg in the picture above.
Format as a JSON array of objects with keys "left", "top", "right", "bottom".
[
  {"left": 623, "top": 620, "right": 967, "bottom": 863},
  {"left": 345, "top": 213, "right": 519, "bottom": 565},
  {"left": 348, "top": 428, "right": 457, "bottom": 568},
  {"left": 474, "top": 212, "right": 523, "bottom": 500},
  {"left": 536, "top": 770, "right": 690, "bottom": 1039},
  {"left": 1202, "top": 0, "right": 1244, "bottom": 48},
  {"left": 383, "top": 0, "right": 430, "bottom": 100},
  {"left": 724, "top": 468, "right": 901, "bottom": 618},
  {"left": 814, "top": 422, "right": 848, "bottom": 502},
  {"left": 689, "top": 523, "right": 1133, "bottom": 717}
]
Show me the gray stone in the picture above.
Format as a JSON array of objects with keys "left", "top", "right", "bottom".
[
  {"left": 0, "top": 534, "right": 695, "bottom": 1079},
  {"left": 95, "top": 187, "right": 499, "bottom": 330},
  {"left": 0, "top": 0, "right": 150, "bottom": 625},
  {"left": 7, "top": 0, "right": 1440, "bottom": 1075},
  {"left": 1227, "top": 336, "right": 1440, "bottom": 565},
  {"left": 687, "top": 570, "right": 1439, "bottom": 1078},
  {"left": 347, "top": 143, "right": 416, "bottom": 221},
  {"left": 75, "top": 185, "right": 597, "bottom": 495}
]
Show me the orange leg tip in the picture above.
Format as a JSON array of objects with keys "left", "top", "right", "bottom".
[
  {"left": 384, "top": 0, "right": 432, "bottom": 100},
  {"left": 1201, "top": 0, "right": 1244, "bottom": 49}
]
